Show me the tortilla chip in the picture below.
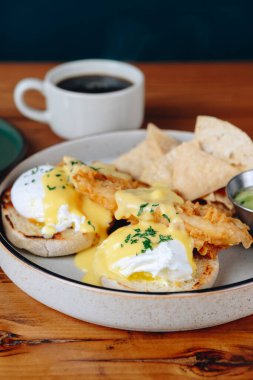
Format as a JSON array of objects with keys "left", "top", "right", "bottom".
[
  {"left": 113, "top": 123, "right": 179, "bottom": 179},
  {"left": 195, "top": 116, "right": 253, "bottom": 169},
  {"left": 113, "top": 139, "right": 164, "bottom": 179},
  {"left": 146, "top": 123, "right": 179, "bottom": 153},
  {"left": 172, "top": 141, "right": 240, "bottom": 200},
  {"left": 140, "top": 145, "right": 179, "bottom": 186},
  {"left": 201, "top": 190, "right": 234, "bottom": 211}
]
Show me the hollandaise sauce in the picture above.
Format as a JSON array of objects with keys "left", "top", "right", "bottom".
[
  {"left": 41, "top": 166, "right": 112, "bottom": 237},
  {"left": 75, "top": 186, "right": 195, "bottom": 287}
]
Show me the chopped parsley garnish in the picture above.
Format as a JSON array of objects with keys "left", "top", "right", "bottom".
[
  {"left": 162, "top": 213, "right": 170, "bottom": 222},
  {"left": 141, "top": 238, "right": 153, "bottom": 253},
  {"left": 62, "top": 185, "right": 66, "bottom": 189},
  {"left": 137, "top": 203, "right": 149, "bottom": 216},
  {"left": 121, "top": 226, "right": 158, "bottom": 254},
  {"left": 55, "top": 173, "right": 61, "bottom": 177},
  {"left": 88, "top": 220, "right": 95, "bottom": 230},
  {"left": 47, "top": 185, "right": 56, "bottom": 191},
  {"left": 159, "top": 234, "right": 172, "bottom": 243},
  {"left": 120, "top": 225, "right": 173, "bottom": 254},
  {"left": 145, "top": 226, "right": 156, "bottom": 236}
]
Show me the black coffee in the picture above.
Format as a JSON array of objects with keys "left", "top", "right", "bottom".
[{"left": 57, "top": 74, "right": 133, "bottom": 94}]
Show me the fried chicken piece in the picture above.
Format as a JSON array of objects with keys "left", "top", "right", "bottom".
[
  {"left": 63, "top": 157, "right": 252, "bottom": 257},
  {"left": 63, "top": 156, "right": 146, "bottom": 211},
  {"left": 147, "top": 201, "right": 252, "bottom": 259},
  {"left": 176, "top": 201, "right": 252, "bottom": 257}
]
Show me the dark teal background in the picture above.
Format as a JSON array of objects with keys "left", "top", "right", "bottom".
[{"left": 1, "top": 0, "right": 253, "bottom": 61}]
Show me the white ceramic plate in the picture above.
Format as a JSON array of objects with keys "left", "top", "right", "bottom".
[{"left": 1, "top": 130, "right": 253, "bottom": 332}]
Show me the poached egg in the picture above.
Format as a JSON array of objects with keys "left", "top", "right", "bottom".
[
  {"left": 11, "top": 165, "right": 111, "bottom": 238},
  {"left": 76, "top": 186, "right": 195, "bottom": 286}
]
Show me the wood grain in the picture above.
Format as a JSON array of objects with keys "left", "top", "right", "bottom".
[{"left": 1, "top": 62, "right": 253, "bottom": 379}]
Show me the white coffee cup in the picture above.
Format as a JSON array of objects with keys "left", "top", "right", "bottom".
[{"left": 14, "top": 59, "right": 145, "bottom": 139}]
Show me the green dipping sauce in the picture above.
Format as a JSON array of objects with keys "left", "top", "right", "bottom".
[{"left": 234, "top": 186, "right": 253, "bottom": 209}]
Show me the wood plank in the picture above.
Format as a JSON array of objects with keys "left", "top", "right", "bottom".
[{"left": 1, "top": 282, "right": 253, "bottom": 379}]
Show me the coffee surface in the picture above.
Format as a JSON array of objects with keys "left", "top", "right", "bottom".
[{"left": 57, "top": 74, "right": 133, "bottom": 94}]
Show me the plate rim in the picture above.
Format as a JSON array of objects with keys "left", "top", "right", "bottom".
[
  {"left": 1, "top": 128, "right": 253, "bottom": 297},
  {"left": 0, "top": 119, "right": 26, "bottom": 178}
]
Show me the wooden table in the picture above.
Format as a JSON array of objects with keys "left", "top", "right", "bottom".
[{"left": 1, "top": 62, "right": 253, "bottom": 379}]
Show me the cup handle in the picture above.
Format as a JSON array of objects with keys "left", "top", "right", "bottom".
[{"left": 14, "top": 78, "right": 50, "bottom": 123}]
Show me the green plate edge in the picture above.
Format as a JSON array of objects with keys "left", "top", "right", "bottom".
[{"left": 0, "top": 119, "right": 26, "bottom": 178}]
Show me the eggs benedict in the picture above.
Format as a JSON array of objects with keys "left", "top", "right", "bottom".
[
  {"left": 1, "top": 163, "right": 112, "bottom": 257},
  {"left": 2, "top": 155, "right": 252, "bottom": 292},
  {"left": 75, "top": 187, "right": 214, "bottom": 291}
]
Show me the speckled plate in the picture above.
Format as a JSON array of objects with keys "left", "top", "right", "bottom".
[{"left": 0, "top": 130, "right": 253, "bottom": 332}]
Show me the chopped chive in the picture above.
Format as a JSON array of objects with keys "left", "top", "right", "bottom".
[
  {"left": 137, "top": 203, "right": 149, "bottom": 216},
  {"left": 31, "top": 167, "right": 39, "bottom": 175},
  {"left": 88, "top": 220, "right": 95, "bottom": 231},
  {"left": 47, "top": 185, "right": 56, "bottom": 191},
  {"left": 89, "top": 166, "right": 100, "bottom": 171},
  {"left": 162, "top": 213, "right": 170, "bottom": 222},
  {"left": 159, "top": 234, "right": 172, "bottom": 243}
]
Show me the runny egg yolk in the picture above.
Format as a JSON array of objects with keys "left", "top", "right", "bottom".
[
  {"left": 41, "top": 167, "right": 112, "bottom": 237},
  {"left": 75, "top": 186, "right": 195, "bottom": 287}
]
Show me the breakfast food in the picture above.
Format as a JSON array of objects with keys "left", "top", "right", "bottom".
[
  {"left": 75, "top": 185, "right": 251, "bottom": 291},
  {"left": 195, "top": 116, "right": 253, "bottom": 169},
  {"left": 115, "top": 116, "right": 253, "bottom": 205},
  {"left": 1, "top": 164, "right": 113, "bottom": 257},
  {"left": 1, "top": 115, "right": 253, "bottom": 292},
  {"left": 114, "top": 123, "right": 179, "bottom": 179},
  {"left": 62, "top": 156, "right": 145, "bottom": 212}
]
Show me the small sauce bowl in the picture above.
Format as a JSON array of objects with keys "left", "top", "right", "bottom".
[{"left": 226, "top": 169, "right": 253, "bottom": 231}]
